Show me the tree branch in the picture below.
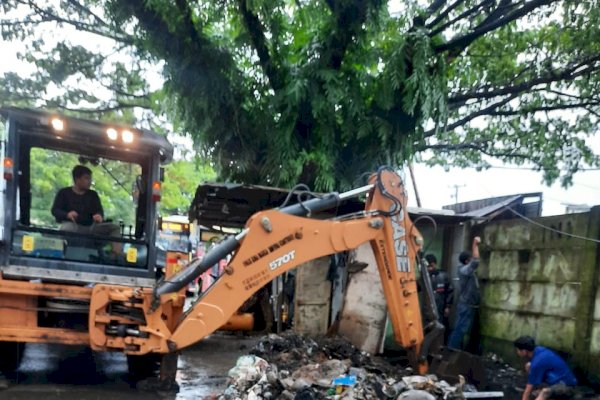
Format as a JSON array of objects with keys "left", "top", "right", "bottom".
[
  {"left": 320, "top": 0, "right": 376, "bottom": 70},
  {"left": 434, "top": 0, "right": 558, "bottom": 54},
  {"left": 425, "top": 93, "right": 519, "bottom": 138},
  {"left": 488, "top": 101, "right": 600, "bottom": 116},
  {"left": 450, "top": 55, "right": 600, "bottom": 105},
  {"left": 420, "top": 142, "right": 531, "bottom": 160},
  {"left": 236, "top": 0, "right": 285, "bottom": 91},
  {"left": 65, "top": 0, "right": 112, "bottom": 28},
  {"left": 16, "top": 0, "right": 134, "bottom": 44},
  {"left": 100, "top": 83, "right": 150, "bottom": 99},
  {"left": 478, "top": 0, "right": 522, "bottom": 29},
  {"left": 425, "top": 0, "right": 448, "bottom": 19},
  {"left": 430, "top": 0, "right": 493, "bottom": 37},
  {"left": 426, "top": 0, "right": 467, "bottom": 29}
]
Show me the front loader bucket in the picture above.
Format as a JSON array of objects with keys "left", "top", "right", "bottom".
[{"left": 429, "top": 347, "right": 486, "bottom": 387}]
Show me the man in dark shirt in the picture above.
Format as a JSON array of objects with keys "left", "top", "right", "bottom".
[
  {"left": 448, "top": 236, "right": 481, "bottom": 350},
  {"left": 51, "top": 165, "right": 119, "bottom": 238},
  {"left": 425, "top": 253, "right": 453, "bottom": 343},
  {"left": 514, "top": 336, "right": 577, "bottom": 400}
]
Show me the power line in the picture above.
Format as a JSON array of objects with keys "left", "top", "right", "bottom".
[
  {"left": 462, "top": 165, "right": 600, "bottom": 172},
  {"left": 501, "top": 203, "right": 600, "bottom": 243},
  {"left": 475, "top": 180, "right": 600, "bottom": 243}
]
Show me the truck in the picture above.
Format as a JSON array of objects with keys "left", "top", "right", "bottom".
[
  {"left": 155, "top": 215, "right": 198, "bottom": 294},
  {"left": 0, "top": 107, "right": 448, "bottom": 388}
]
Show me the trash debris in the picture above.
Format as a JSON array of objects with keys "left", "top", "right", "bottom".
[
  {"left": 332, "top": 375, "right": 357, "bottom": 394},
  {"left": 218, "top": 332, "right": 511, "bottom": 400}
]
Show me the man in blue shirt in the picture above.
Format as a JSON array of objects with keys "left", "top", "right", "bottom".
[{"left": 514, "top": 336, "right": 577, "bottom": 400}]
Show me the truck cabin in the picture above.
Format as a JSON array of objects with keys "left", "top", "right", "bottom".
[{"left": 0, "top": 107, "right": 173, "bottom": 287}]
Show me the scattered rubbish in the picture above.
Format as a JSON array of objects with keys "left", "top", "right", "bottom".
[
  {"left": 217, "top": 332, "right": 522, "bottom": 399},
  {"left": 331, "top": 375, "right": 357, "bottom": 394}
]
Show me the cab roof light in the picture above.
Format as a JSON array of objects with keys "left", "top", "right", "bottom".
[
  {"left": 51, "top": 118, "right": 64, "bottom": 131},
  {"left": 3, "top": 158, "right": 14, "bottom": 180},
  {"left": 122, "top": 129, "right": 134, "bottom": 143},
  {"left": 106, "top": 128, "right": 118, "bottom": 141},
  {"left": 152, "top": 181, "right": 161, "bottom": 202}
]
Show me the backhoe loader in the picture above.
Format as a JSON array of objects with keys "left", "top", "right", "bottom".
[{"left": 0, "top": 107, "right": 466, "bottom": 388}]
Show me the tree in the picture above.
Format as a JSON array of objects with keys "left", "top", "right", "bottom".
[
  {"left": 2, "top": 0, "right": 599, "bottom": 190},
  {"left": 161, "top": 160, "right": 216, "bottom": 215}
]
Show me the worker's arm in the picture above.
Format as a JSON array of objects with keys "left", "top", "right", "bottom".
[
  {"left": 472, "top": 236, "right": 481, "bottom": 259},
  {"left": 90, "top": 190, "right": 104, "bottom": 223},
  {"left": 461, "top": 236, "right": 481, "bottom": 274},
  {"left": 51, "top": 188, "right": 69, "bottom": 222},
  {"left": 521, "top": 383, "right": 534, "bottom": 400}
]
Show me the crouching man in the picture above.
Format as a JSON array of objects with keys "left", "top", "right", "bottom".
[{"left": 514, "top": 336, "right": 577, "bottom": 400}]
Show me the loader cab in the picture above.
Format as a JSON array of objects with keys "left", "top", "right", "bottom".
[{"left": 0, "top": 107, "right": 173, "bottom": 287}]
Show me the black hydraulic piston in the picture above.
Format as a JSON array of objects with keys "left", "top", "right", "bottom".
[{"left": 155, "top": 235, "right": 241, "bottom": 296}]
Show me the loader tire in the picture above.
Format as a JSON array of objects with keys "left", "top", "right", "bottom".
[
  {"left": 127, "top": 353, "right": 161, "bottom": 380},
  {"left": 0, "top": 342, "right": 25, "bottom": 373}
]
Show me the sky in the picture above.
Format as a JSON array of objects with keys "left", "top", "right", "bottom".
[
  {"left": 1, "top": 8, "right": 600, "bottom": 217},
  {"left": 406, "top": 162, "right": 600, "bottom": 215}
]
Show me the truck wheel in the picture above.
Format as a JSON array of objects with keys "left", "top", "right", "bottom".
[
  {"left": 0, "top": 342, "right": 25, "bottom": 373},
  {"left": 127, "top": 354, "right": 161, "bottom": 380}
]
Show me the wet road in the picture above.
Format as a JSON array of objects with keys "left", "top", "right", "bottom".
[{"left": 2, "top": 333, "right": 259, "bottom": 400}]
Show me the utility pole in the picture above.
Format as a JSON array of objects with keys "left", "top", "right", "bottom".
[
  {"left": 449, "top": 184, "right": 465, "bottom": 205},
  {"left": 407, "top": 163, "right": 422, "bottom": 208}
]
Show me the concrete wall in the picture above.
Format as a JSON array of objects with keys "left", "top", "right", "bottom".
[
  {"left": 479, "top": 207, "right": 600, "bottom": 379},
  {"left": 294, "top": 257, "right": 332, "bottom": 335}
]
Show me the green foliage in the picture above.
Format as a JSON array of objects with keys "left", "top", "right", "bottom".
[
  {"left": 2, "top": 0, "right": 600, "bottom": 190},
  {"left": 160, "top": 159, "right": 216, "bottom": 215}
]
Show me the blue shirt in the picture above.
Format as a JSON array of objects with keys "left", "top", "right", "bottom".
[{"left": 529, "top": 346, "right": 577, "bottom": 386}]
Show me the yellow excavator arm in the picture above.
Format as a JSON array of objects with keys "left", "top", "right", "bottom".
[{"left": 88, "top": 167, "right": 439, "bottom": 374}]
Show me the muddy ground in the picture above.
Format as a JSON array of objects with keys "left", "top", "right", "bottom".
[
  {"left": 1, "top": 332, "right": 597, "bottom": 400},
  {"left": 1, "top": 333, "right": 259, "bottom": 400}
]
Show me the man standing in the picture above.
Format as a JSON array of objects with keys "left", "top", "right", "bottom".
[
  {"left": 447, "top": 236, "right": 481, "bottom": 350},
  {"left": 425, "top": 253, "right": 453, "bottom": 343},
  {"left": 514, "top": 336, "right": 577, "bottom": 400}
]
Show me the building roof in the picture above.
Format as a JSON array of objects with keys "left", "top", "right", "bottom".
[
  {"left": 443, "top": 192, "right": 543, "bottom": 219},
  {"left": 188, "top": 182, "right": 472, "bottom": 229}
]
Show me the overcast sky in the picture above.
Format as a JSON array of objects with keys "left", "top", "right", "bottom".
[{"left": 1, "top": 18, "right": 599, "bottom": 217}]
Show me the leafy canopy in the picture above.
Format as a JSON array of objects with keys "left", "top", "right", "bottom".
[{"left": 2, "top": 0, "right": 599, "bottom": 190}]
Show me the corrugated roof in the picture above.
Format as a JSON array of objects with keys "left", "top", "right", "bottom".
[{"left": 188, "top": 183, "right": 473, "bottom": 229}]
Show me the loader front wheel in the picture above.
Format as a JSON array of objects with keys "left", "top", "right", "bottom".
[
  {"left": 0, "top": 342, "right": 25, "bottom": 373},
  {"left": 127, "top": 353, "right": 161, "bottom": 380},
  {"left": 127, "top": 353, "right": 179, "bottom": 391}
]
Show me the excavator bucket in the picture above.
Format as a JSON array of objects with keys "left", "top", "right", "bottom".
[{"left": 428, "top": 346, "right": 487, "bottom": 387}]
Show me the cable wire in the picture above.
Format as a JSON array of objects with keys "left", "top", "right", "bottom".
[
  {"left": 411, "top": 215, "right": 438, "bottom": 255},
  {"left": 501, "top": 203, "right": 600, "bottom": 243}
]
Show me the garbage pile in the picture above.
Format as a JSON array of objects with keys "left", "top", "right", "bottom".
[{"left": 218, "top": 332, "right": 504, "bottom": 400}]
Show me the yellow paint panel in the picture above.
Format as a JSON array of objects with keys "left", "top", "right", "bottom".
[
  {"left": 22, "top": 236, "right": 34, "bottom": 252},
  {"left": 126, "top": 247, "right": 138, "bottom": 263}
]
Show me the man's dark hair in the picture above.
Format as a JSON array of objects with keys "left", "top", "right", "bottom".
[
  {"left": 425, "top": 254, "right": 437, "bottom": 265},
  {"left": 459, "top": 251, "right": 471, "bottom": 264},
  {"left": 72, "top": 165, "right": 92, "bottom": 180},
  {"left": 513, "top": 336, "right": 536, "bottom": 351}
]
